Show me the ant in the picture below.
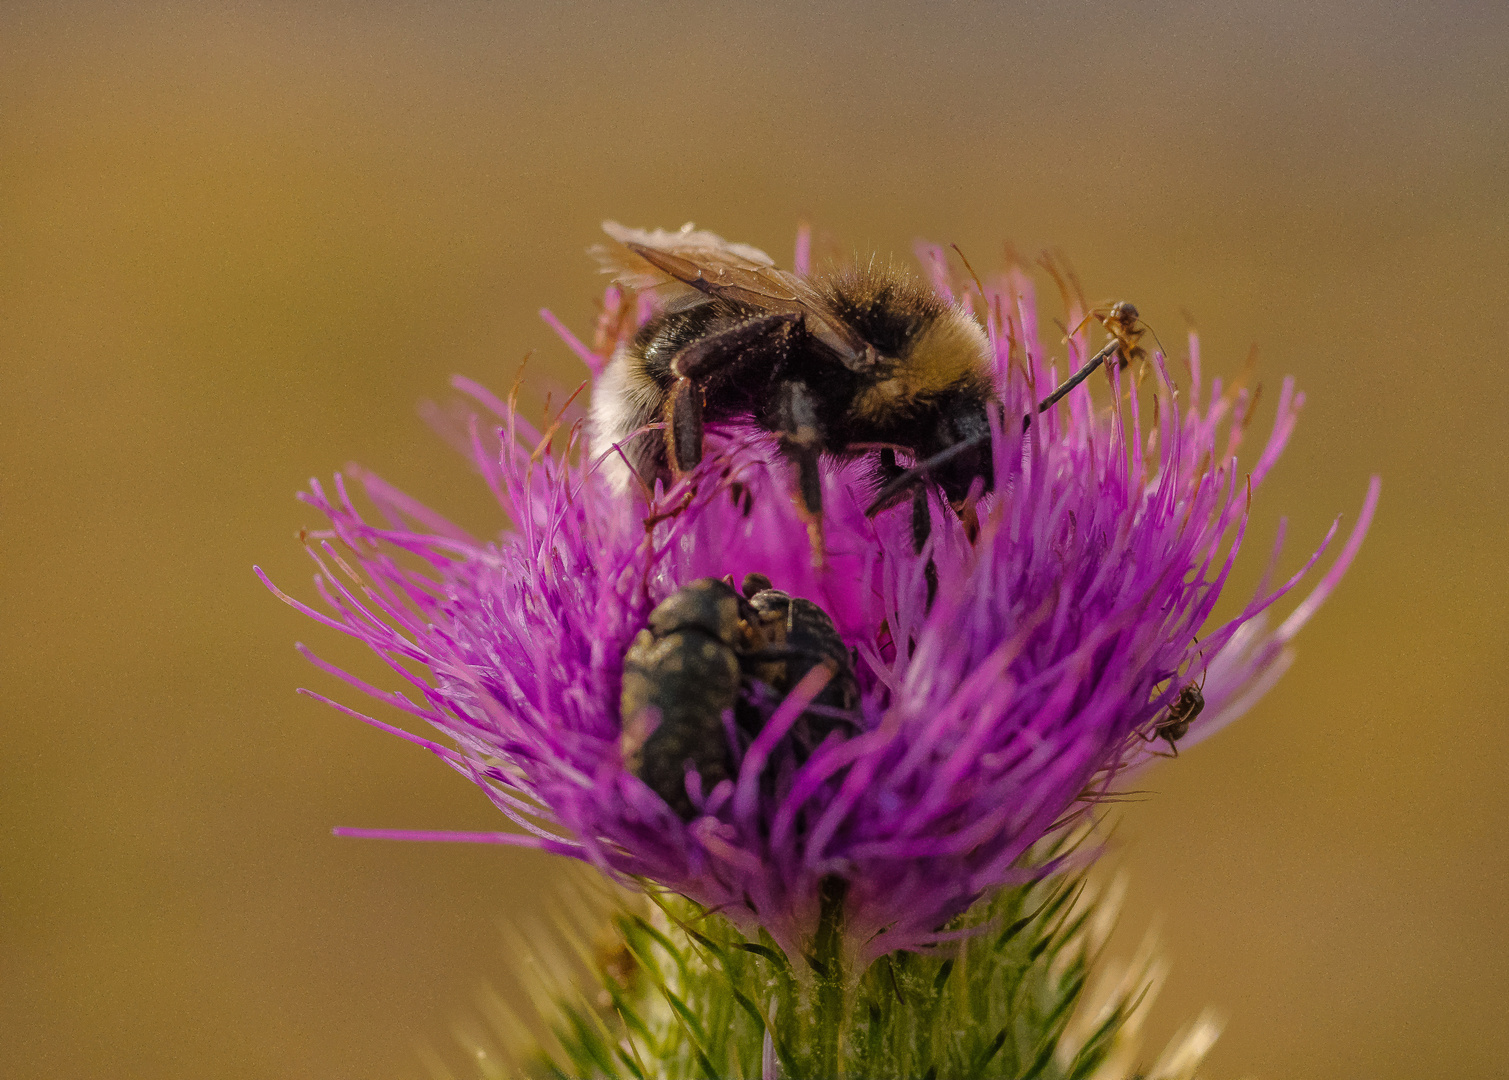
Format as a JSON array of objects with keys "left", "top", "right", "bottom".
[{"left": 1149, "top": 665, "right": 1207, "bottom": 757}]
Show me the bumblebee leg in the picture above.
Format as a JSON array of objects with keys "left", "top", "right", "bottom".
[
  {"left": 666, "top": 378, "right": 704, "bottom": 475},
  {"left": 791, "top": 451, "right": 825, "bottom": 560},
  {"left": 773, "top": 380, "right": 827, "bottom": 563},
  {"left": 910, "top": 485, "right": 931, "bottom": 554},
  {"left": 729, "top": 480, "right": 753, "bottom": 515},
  {"left": 670, "top": 312, "right": 800, "bottom": 380},
  {"left": 863, "top": 435, "right": 989, "bottom": 518},
  {"left": 664, "top": 312, "right": 802, "bottom": 476},
  {"left": 865, "top": 447, "right": 913, "bottom": 515},
  {"left": 908, "top": 478, "right": 940, "bottom": 609}
]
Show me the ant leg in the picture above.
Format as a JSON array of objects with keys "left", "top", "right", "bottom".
[
  {"left": 1134, "top": 729, "right": 1178, "bottom": 759},
  {"left": 664, "top": 312, "right": 802, "bottom": 475},
  {"left": 773, "top": 380, "right": 827, "bottom": 563},
  {"left": 642, "top": 488, "right": 696, "bottom": 530}
]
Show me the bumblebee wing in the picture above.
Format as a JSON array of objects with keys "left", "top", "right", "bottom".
[
  {"left": 599, "top": 222, "right": 781, "bottom": 294},
  {"left": 598, "top": 221, "right": 871, "bottom": 365}
]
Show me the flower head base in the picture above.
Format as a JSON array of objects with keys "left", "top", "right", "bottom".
[{"left": 263, "top": 240, "right": 1377, "bottom": 967}]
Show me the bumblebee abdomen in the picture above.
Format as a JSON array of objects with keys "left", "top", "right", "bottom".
[
  {"left": 591, "top": 302, "right": 779, "bottom": 488},
  {"left": 591, "top": 347, "right": 667, "bottom": 489}
]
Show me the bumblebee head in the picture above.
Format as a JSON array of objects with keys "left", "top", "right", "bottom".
[{"left": 926, "top": 388, "right": 995, "bottom": 504}]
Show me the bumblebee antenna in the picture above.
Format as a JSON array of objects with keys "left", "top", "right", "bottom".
[{"left": 1033, "top": 337, "right": 1123, "bottom": 415}]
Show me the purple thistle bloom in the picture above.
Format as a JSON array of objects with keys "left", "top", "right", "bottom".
[{"left": 260, "top": 238, "right": 1378, "bottom": 966}]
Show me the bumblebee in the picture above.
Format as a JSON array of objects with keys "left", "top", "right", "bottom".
[
  {"left": 591, "top": 222, "right": 997, "bottom": 557},
  {"left": 619, "top": 575, "right": 858, "bottom": 819}
]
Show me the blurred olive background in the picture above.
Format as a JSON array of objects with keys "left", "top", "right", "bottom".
[{"left": 3, "top": 2, "right": 1505, "bottom": 1077}]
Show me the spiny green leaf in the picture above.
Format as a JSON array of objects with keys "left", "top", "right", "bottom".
[
  {"left": 614, "top": 1021, "right": 649, "bottom": 1080},
  {"left": 625, "top": 914, "right": 691, "bottom": 980},
  {"left": 1016, "top": 1033, "right": 1058, "bottom": 1080},
  {"left": 864, "top": 1002, "right": 884, "bottom": 1067},
  {"left": 563, "top": 1008, "right": 620, "bottom": 1077},
  {"left": 735, "top": 941, "right": 785, "bottom": 967},
  {"left": 658, "top": 982, "right": 710, "bottom": 1048},
  {"left": 613, "top": 1043, "right": 646, "bottom": 1080},
  {"left": 727, "top": 985, "right": 766, "bottom": 1033},
  {"left": 1042, "top": 970, "right": 1087, "bottom": 1031},
  {"left": 464, "top": 849, "right": 1184, "bottom": 1080},
  {"left": 933, "top": 958, "right": 956, "bottom": 993},
  {"left": 1034, "top": 877, "right": 1084, "bottom": 930},
  {"left": 996, "top": 910, "right": 1042, "bottom": 950},
  {"left": 965, "top": 1025, "right": 1010, "bottom": 1080}
]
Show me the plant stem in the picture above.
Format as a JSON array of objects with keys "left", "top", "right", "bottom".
[{"left": 812, "top": 875, "right": 849, "bottom": 1079}]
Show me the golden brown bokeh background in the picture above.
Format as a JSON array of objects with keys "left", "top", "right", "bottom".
[{"left": 3, "top": 2, "right": 1505, "bottom": 1077}]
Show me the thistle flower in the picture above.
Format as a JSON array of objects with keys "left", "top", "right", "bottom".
[{"left": 260, "top": 237, "right": 1377, "bottom": 977}]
